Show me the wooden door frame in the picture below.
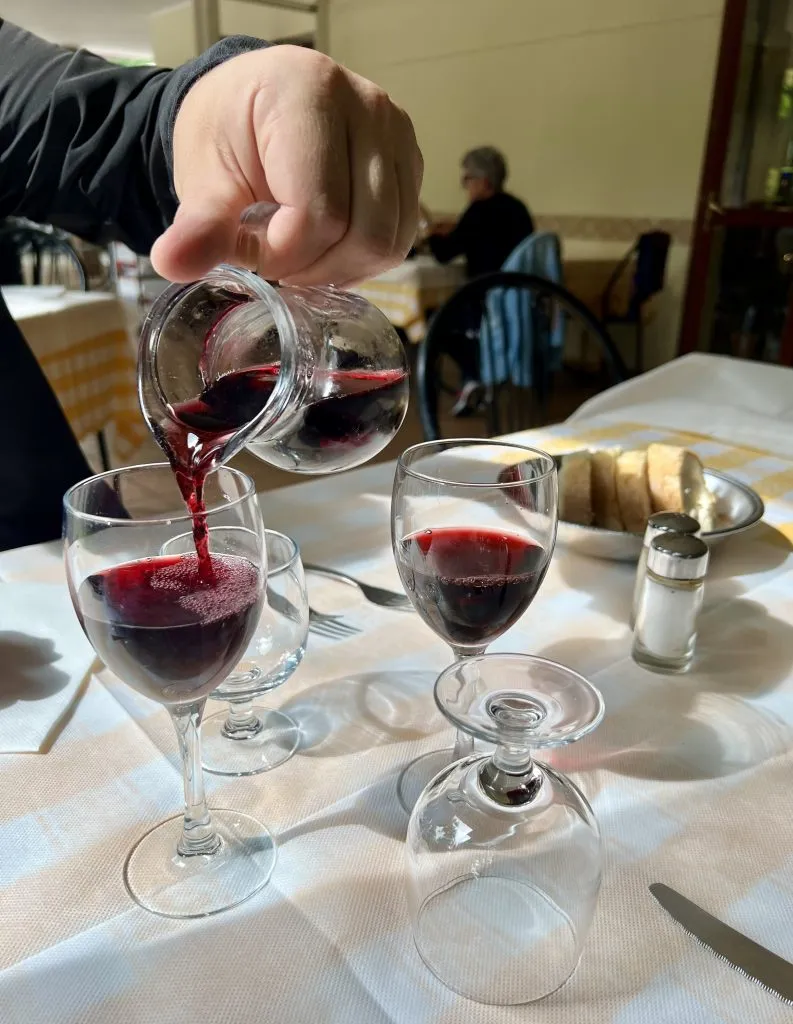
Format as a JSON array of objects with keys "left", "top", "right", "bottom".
[
  {"left": 679, "top": 0, "right": 793, "bottom": 364},
  {"left": 678, "top": 0, "right": 750, "bottom": 356}
]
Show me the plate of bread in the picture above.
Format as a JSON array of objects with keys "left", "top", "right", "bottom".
[{"left": 555, "top": 442, "right": 764, "bottom": 560}]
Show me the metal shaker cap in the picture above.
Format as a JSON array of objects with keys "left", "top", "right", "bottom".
[
  {"left": 643, "top": 511, "right": 701, "bottom": 545},
  {"left": 648, "top": 533, "right": 709, "bottom": 580}
]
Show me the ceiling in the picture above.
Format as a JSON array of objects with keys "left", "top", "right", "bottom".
[{"left": 1, "top": 1, "right": 163, "bottom": 58}]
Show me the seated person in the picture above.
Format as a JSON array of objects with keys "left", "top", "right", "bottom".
[
  {"left": 427, "top": 147, "right": 534, "bottom": 277},
  {"left": 424, "top": 147, "right": 534, "bottom": 412}
]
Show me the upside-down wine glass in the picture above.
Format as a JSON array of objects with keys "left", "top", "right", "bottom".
[
  {"left": 407, "top": 654, "right": 604, "bottom": 1005},
  {"left": 162, "top": 527, "right": 308, "bottom": 776},
  {"left": 64, "top": 464, "right": 274, "bottom": 918},
  {"left": 391, "top": 439, "right": 557, "bottom": 811}
]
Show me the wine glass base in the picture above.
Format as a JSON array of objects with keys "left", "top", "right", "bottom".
[
  {"left": 202, "top": 707, "right": 300, "bottom": 776},
  {"left": 414, "top": 875, "right": 579, "bottom": 1005},
  {"left": 123, "top": 809, "right": 275, "bottom": 918},
  {"left": 397, "top": 747, "right": 456, "bottom": 814}
]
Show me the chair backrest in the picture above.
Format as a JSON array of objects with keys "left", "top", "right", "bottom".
[
  {"left": 632, "top": 231, "right": 671, "bottom": 307},
  {"left": 0, "top": 223, "right": 24, "bottom": 285},
  {"left": 0, "top": 221, "right": 88, "bottom": 291},
  {"left": 481, "top": 232, "right": 564, "bottom": 389},
  {"left": 417, "top": 271, "right": 627, "bottom": 441}
]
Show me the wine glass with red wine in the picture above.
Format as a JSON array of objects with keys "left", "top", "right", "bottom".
[
  {"left": 64, "top": 464, "right": 273, "bottom": 919},
  {"left": 391, "top": 439, "right": 557, "bottom": 810}
]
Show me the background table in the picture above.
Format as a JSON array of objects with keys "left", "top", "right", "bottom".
[
  {"left": 353, "top": 248, "right": 625, "bottom": 348},
  {"left": 2, "top": 285, "right": 146, "bottom": 465},
  {"left": 352, "top": 255, "right": 465, "bottom": 342},
  {"left": 2, "top": 407, "right": 793, "bottom": 1022}
]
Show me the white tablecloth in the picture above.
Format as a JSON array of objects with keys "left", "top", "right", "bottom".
[
  {"left": 3, "top": 410, "right": 793, "bottom": 1023},
  {"left": 570, "top": 352, "right": 793, "bottom": 459}
]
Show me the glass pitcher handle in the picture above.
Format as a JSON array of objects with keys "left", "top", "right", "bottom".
[
  {"left": 237, "top": 203, "right": 340, "bottom": 292},
  {"left": 237, "top": 202, "right": 279, "bottom": 269}
]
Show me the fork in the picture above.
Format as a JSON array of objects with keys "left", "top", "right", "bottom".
[
  {"left": 307, "top": 607, "right": 361, "bottom": 640},
  {"left": 267, "top": 586, "right": 360, "bottom": 641},
  {"left": 303, "top": 562, "right": 412, "bottom": 611}
]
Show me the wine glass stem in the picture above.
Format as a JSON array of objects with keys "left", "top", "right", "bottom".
[
  {"left": 449, "top": 644, "right": 487, "bottom": 759},
  {"left": 170, "top": 701, "right": 221, "bottom": 857},
  {"left": 223, "top": 698, "right": 264, "bottom": 738},
  {"left": 452, "top": 728, "right": 473, "bottom": 759},
  {"left": 480, "top": 746, "right": 544, "bottom": 806}
]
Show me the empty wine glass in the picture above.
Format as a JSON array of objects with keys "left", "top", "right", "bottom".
[
  {"left": 392, "top": 439, "right": 557, "bottom": 810},
  {"left": 406, "top": 654, "right": 604, "bottom": 1005},
  {"left": 64, "top": 464, "right": 274, "bottom": 918},
  {"left": 163, "top": 528, "right": 308, "bottom": 775}
]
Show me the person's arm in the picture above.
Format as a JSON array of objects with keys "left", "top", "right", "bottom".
[
  {"left": 427, "top": 205, "right": 475, "bottom": 264},
  {"left": 0, "top": 19, "right": 265, "bottom": 253}
]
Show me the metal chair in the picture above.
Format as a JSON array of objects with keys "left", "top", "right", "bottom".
[
  {"left": 0, "top": 219, "right": 88, "bottom": 291},
  {"left": 417, "top": 271, "right": 627, "bottom": 441},
  {"left": 601, "top": 231, "right": 671, "bottom": 375}
]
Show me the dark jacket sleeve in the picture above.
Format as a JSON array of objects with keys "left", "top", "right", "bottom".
[
  {"left": 0, "top": 20, "right": 267, "bottom": 253},
  {"left": 427, "top": 205, "right": 476, "bottom": 264}
]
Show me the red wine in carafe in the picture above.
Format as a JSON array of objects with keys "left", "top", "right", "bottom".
[{"left": 156, "top": 364, "right": 408, "bottom": 571}]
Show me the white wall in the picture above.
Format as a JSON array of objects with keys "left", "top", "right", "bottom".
[{"left": 328, "top": 0, "right": 726, "bottom": 365}]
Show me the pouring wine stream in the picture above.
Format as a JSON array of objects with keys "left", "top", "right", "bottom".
[{"left": 138, "top": 202, "right": 410, "bottom": 573}]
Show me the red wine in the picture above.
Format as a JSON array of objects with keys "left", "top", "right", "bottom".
[
  {"left": 78, "top": 554, "right": 262, "bottom": 705},
  {"left": 396, "top": 527, "right": 547, "bottom": 647},
  {"left": 169, "top": 364, "right": 408, "bottom": 471},
  {"left": 156, "top": 364, "right": 408, "bottom": 567}
]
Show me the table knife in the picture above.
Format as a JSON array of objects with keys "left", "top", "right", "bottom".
[{"left": 650, "top": 882, "right": 793, "bottom": 1005}]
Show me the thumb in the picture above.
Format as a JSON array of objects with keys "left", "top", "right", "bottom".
[{"left": 150, "top": 181, "right": 252, "bottom": 283}]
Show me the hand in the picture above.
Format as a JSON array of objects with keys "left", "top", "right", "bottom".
[
  {"left": 430, "top": 218, "right": 457, "bottom": 237},
  {"left": 150, "top": 45, "right": 423, "bottom": 287},
  {"left": 415, "top": 201, "right": 432, "bottom": 242}
]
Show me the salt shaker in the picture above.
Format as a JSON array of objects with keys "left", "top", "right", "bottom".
[
  {"left": 632, "top": 533, "right": 709, "bottom": 674},
  {"left": 631, "top": 512, "right": 701, "bottom": 627}
]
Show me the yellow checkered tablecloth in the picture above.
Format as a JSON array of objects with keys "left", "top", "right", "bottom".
[
  {"left": 5, "top": 288, "right": 147, "bottom": 464},
  {"left": 352, "top": 257, "right": 465, "bottom": 342}
]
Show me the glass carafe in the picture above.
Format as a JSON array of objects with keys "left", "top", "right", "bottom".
[{"left": 138, "top": 260, "right": 409, "bottom": 481}]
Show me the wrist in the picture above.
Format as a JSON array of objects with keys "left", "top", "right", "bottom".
[{"left": 160, "top": 36, "right": 271, "bottom": 199}]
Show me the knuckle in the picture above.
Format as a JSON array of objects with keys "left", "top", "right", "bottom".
[
  {"left": 314, "top": 204, "right": 349, "bottom": 247},
  {"left": 368, "top": 232, "right": 398, "bottom": 261},
  {"left": 311, "top": 53, "right": 349, "bottom": 98},
  {"left": 368, "top": 87, "right": 393, "bottom": 118}
]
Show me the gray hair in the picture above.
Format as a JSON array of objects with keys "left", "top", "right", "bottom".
[{"left": 461, "top": 146, "right": 507, "bottom": 190}]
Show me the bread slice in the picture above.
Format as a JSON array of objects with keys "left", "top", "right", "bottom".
[
  {"left": 591, "top": 449, "right": 623, "bottom": 531},
  {"left": 616, "top": 449, "right": 652, "bottom": 534},
  {"left": 691, "top": 486, "right": 717, "bottom": 532},
  {"left": 646, "top": 443, "right": 715, "bottom": 529},
  {"left": 559, "top": 452, "right": 593, "bottom": 526}
]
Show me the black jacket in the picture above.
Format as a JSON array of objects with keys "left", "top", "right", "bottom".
[
  {"left": 0, "top": 21, "right": 263, "bottom": 550},
  {"left": 428, "top": 192, "right": 534, "bottom": 279}
]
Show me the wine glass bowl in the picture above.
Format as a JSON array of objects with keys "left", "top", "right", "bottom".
[
  {"left": 63, "top": 464, "right": 275, "bottom": 918},
  {"left": 163, "top": 528, "right": 309, "bottom": 776},
  {"left": 392, "top": 440, "right": 557, "bottom": 654},
  {"left": 406, "top": 654, "right": 604, "bottom": 1005},
  {"left": 391, "top": 439, "right": 558, "bottom": 810}
]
